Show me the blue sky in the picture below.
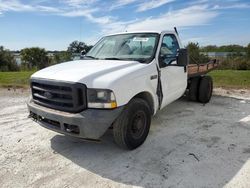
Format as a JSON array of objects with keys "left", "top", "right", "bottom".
[{"left": 0, "top": 0, "right": 250, "bottom": 50}]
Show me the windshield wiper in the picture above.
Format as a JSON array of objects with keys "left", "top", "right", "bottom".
[
  {"left": 124, "top": 58, "right": 148, "bottom": 63},
  {"left": 137, "top": 58, "right": 148, "bottom": 63},
  {"left": 104, "top": 57, "right": 124, "bottom": 60},
  {"left": 84, "top": 55, "right": 97, "bottom": 59},
  {"left": 104, "top": 57, "right": 149, "bottom": 63}
]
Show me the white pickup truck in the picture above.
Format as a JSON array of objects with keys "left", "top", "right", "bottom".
[{"left": 28, "top": 30, "right": 217, "bottom": 149}]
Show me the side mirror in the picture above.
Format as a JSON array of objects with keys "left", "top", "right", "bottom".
[
  {"left": 177, "top": 48, "right": 189, "bottom": 66},
  {"left": 81, "top": 49, "right": 86, "bottom": 56}
]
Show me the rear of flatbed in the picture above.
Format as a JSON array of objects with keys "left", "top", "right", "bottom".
[{"left": 188, "top": 59, "right": 219, "bottom": 78}]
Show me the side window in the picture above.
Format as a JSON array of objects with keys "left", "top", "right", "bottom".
[{"left": 159, "top": 34, "right": 180, "bottom": 66}]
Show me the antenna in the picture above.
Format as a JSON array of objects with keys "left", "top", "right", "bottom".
[
  {"left": 174, "top": 27, "right": 179, "bottom": 36},
  {"left": 80, "top": 18, "right": 83, "bottom": 41}
]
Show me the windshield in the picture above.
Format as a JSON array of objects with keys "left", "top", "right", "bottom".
[{"left": 85, "top": 33, "right": 159, "bottom": 63}]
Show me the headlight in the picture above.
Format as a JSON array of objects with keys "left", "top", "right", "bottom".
[{"left": 87, "top": 89, "right": 117, "bottom": 109}]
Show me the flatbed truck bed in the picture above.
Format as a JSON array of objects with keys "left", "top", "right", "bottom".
[{"left": 188, "top": 59, "right": 218, "bottom": 78}]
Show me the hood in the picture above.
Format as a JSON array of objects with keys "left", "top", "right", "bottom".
[{"left": 31, "top": 60, "right": 146, "bottom": 88}]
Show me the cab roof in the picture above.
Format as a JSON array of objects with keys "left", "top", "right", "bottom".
[{"left": 105, "top": 30, "right": 177, "bottom": 36}]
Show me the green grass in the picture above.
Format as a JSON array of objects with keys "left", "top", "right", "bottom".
[
  {"left": 0, "top": 70, "right": 250, "bottom": 89},
  {"left": 209, "top": 70, "right": 250, "bottom": 89},
  {"left": 0, "top": 71, "right": 35, "bottom": 88}
]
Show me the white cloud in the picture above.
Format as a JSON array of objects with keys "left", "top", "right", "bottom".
[
  {"left": 36, "top": 5, "right": 62, "bottom": 13},
  {"left": 0, "top": 0, "right": 248, "bottom": 44},
  {"left": 124, "top": 5, "right": 218, "bottom": 31},
  {"left": 0, "top": 0, "right": 61, "bottom": 13},
  {"left": 62, "top": 0, "right": 97, "bottom": 8},
  {"left": 1, "top": 0, "right": 250, "bottom": 49},
  {"left": 188, "top": 0, "right": 209, "bottom": 5},
  {"left": 61, "top": 9, "right": 114, "bottom": 24},
  {"left": 188, "top": 0, "right": 250, "bottom": 10},
  {"left": 137, "top": 0, "right": 175, "bottom": 12},
  {"left": 110, "top": 0, "right": 139, "bottom": 10},
  {"left": 60, "top": 8, "right": 96, "bottom": 17},
  {"left": 212, "top": 3, "right": 250, "bottom": 10},
  {"left": 79, "top": 5, "right": 219, "bottom": 44},
  {"left": 110, "top": 0, "right": 175, "bottom": 11},
  {"left": 0, "top": 0, "right": 34, "bottom": 12}
]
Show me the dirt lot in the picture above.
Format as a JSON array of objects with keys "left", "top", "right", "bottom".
[{"left": 0, "top": 88, "right": 250, "bottom": 188}]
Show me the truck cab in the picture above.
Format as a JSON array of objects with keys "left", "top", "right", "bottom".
[{"left": 28, "top": 30, "right": 213, "bottom": 149}]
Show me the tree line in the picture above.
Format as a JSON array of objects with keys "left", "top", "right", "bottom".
[
  {"left": 186, "top": 42, "right": 250, "bottom": 70},
  {"left": 1, "top": 41, "right": 250, "bottom": 72},
  {"left": 0, "top": 41, "right": 93, "bottom": 72},
  {"left": 200, "top": 44, "right": 249, "bottom": 53}
]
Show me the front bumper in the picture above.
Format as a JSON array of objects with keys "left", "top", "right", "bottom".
[{"left": 27, "top": 99, "right": 123, "bottom": 139}]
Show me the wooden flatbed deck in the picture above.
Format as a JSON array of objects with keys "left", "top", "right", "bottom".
[{"left": 188, "top": 60, "right": 218, "bottom": 78}]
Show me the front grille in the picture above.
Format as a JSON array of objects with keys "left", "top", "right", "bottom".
[{"left": 31, "top": 79, "right": 87, "bottom": 113}]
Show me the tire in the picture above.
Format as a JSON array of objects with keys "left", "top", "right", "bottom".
[
  {"left": 113, "top": 98, "right": 151, "bottom": 150},
  {"left": 198, "top": 76, "right": 213, "bottom": 103},
  {"left": 188, "top": 77, "right": 200, "bottom": 101}
]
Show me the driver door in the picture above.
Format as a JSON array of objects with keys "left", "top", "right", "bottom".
[{"left": 158, "top": 34, "right": 187, "bottom": 108}]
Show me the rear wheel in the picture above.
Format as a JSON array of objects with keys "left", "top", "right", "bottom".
[
  {"left": 198, "top": 76, "right": 213, "bottom": 103},
  {"left": 188, "top": 77, "right": 200, "bottom": 101},
  {"left": 113, "top": 98, "right": 151, "bottom": 150}
]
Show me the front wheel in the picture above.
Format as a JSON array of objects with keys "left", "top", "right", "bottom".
[{"left": 113, "top": 98, "right": 151, "bottom": 150}]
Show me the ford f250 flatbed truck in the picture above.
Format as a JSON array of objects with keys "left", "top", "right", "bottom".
[{"left": 28, "top": 29, "right": 218, "bottom": 150}]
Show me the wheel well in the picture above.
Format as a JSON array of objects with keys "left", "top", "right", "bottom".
[{"left": 133, "top": 92, "right": 154, "bottom": 115}]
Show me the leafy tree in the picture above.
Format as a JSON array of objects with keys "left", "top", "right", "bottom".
[
  {"left": 21, "top": 47, "right": 49, "bottom": 70},
  {"left": 53, "top": 51, "right": 72, "bottom": 64},
  {"left": 200, "top": 45, "right": 218, "bottom": 52},
  {"left": 0, "top": 46, "right": 19, "bottom": 71},
  {"left": 219, "top": 45, "right": 244, "bottom": 53},
  {"left": 219, "top": 57, "right": 250, "bottom": 70},
  {"left": 247, "top": 43, "right": 250, "bottom": 59},
  {"left": 186, "top": 42, "right": 250, "bottom": 69},
  {"left": 186, "top": 42, "right": 200, "bottom": 62},
  {"left": 201, "top": 44, "right": 245, "bottom": 53},
  {"left": 67, "top": 41, "right": 92, "bottom": 54},
  {"left": 186, "top": 42, "right": 210, "bottom": 64}
]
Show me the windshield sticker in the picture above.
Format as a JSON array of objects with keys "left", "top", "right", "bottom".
[{"left": 133, "top": 37, "right": 149, "bottom": 42}]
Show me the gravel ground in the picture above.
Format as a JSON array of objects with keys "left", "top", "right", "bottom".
[{"left": 0, "top": 88, "right": 250, "bottom": 188}]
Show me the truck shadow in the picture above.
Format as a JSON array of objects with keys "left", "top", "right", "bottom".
[{"left": 50, "top": 96, "right": 250, "bottom": 187}]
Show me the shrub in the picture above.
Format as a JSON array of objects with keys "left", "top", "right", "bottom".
[
  {"left": 0, "top": 46, "right": 20, "bottom": 72},
  {"left": 218, "top": 57, "right": 250, "bottom": 70},
  {"left": 186, "top": 42, "right": 210, "bottom": 64}
]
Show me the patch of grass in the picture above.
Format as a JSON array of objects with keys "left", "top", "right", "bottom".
[
  {"left": 209, "top": 70, "right": 250, "bottom": 89},
  {"left": 0, "top": 71, "right": 35, "bottom": 88},
  {"left": 0, "top": 70, "right": 250, "bottom": 89}
]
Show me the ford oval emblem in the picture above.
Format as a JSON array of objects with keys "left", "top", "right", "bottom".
[{"left": 44, "top": 91, "right": 53, "bottom": 99}]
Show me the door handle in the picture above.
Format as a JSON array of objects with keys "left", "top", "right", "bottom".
[{"left": 150, "top": 75, "right": 158, "bottom": 80}]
